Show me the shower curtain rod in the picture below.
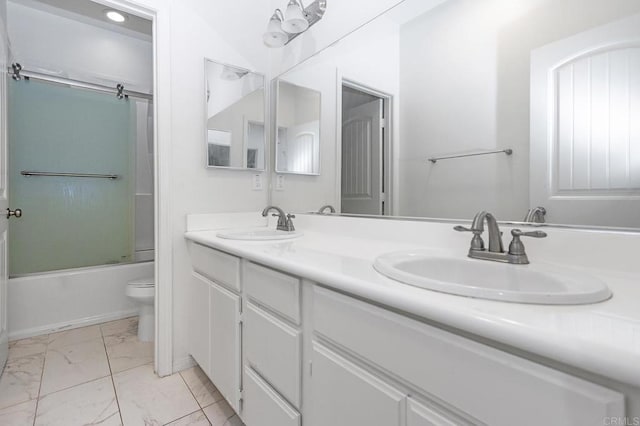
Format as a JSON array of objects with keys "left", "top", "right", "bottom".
[{"left": 8, "top": 64, "right": 153, "bottom": 101}]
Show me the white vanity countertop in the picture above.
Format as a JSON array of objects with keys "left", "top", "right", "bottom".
[{"left": 184, "top": 213, "right": 640, "bottom": 388}]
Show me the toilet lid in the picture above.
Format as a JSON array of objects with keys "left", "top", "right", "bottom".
[{"left": 129, "top": 277, "right": 154, "bottom": 288}]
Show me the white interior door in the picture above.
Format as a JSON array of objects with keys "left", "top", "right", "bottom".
[
  {"left": 530, "top": 13, "right": 640, "bottom": 227},
  {"left": 341, "top": 99, "right": 384, "bottom": 214},
  {"left": 0, "top": 4, "right": 9, "bottom": 373}
]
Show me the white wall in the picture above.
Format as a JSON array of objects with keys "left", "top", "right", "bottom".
[
  {"left": 165, "top": 0, "right": 271, "bottom": 371},
  {"left": 8, "top": 1, "right": 153, "bottom": 93},
  {"left": 398, "top": 0, "right": 640, "bottom": 221}
]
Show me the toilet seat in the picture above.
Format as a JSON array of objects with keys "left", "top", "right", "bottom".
[{"left": 128, "top": 277, "right": 154, "bottom": 288}]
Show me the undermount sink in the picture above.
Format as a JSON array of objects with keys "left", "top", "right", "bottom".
[
  {"left": 373, "top": 251, "right": 612, "bottom": 305},
  {"left": 216, "top": 228, "right": 302, "bottom": 241}
]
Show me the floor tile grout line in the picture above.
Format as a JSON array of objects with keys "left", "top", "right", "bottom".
[
  {"left": 33, "top": 374, "right": 112, "bottom": 399},
  {"left": 178, "top": 370, "right": 207, "bottom": 411},
  {"left": 111, "top": 359, "right": 155, "bottom": 376},
  {"left": 162, "top": 409, "right": 209, "bottom": 426},
  {"left": 101, "top": 325, "right": 126, "bottom": 426},
  {"left": 32, "top": 332, "right": 49, "bottom": 426},
  {"left": 178, "top": 369, "right": 239, "bottom": 424}
]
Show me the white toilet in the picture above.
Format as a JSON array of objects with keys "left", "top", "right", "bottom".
[{"left": 126, "top": 277, "right": 155, "bottom": 342}]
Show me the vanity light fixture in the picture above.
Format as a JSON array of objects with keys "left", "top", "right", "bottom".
[
  {"left": 263, "top": 0, "right": 327, "bottom": 48},
  {"left": 104, "top": 10, "right": 127, "bottom": 23},
  {"left": 263, "top": 10, "right": 289, "bottom": 48},
  {"left": 282, "top": 0, "right": 309, "bottom": 33}
]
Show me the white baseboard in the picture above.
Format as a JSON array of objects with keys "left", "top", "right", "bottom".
[
  {"left": 9, "top": 309, "right": 138, "bottom": 341},
  {"left": 172, "top": 355, "right": 196, "bottom": 374}
]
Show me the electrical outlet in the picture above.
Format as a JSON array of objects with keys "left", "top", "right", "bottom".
[
  {"left": 252, "top": 174, "right": 263, "bottom": 191},
  {"left": 276, "top": 174, "right": 285, "bottom": 191}
]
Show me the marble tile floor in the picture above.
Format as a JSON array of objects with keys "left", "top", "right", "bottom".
[{"left": 0, "top": 317, "right": 244, "bottom": 426}]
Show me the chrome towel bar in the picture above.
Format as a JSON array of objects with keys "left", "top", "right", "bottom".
[
  {"left": 21, "top": 171, "right": 119, "bottom": 180},
  {"left": 428, "top": 148, "right": 513, "bottom": 164}
]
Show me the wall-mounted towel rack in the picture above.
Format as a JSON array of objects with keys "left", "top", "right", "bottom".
[
  {"left": 428, "top": 148, "right": 513, "bottom": 164},
  {"left": 21, "top": 171, "right": 119, "bottom": 180}
]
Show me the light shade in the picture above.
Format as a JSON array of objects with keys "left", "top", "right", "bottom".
[
  {"left": 263, "top": 14, "right": 288, "bottom": 48},
  {"left": 282, "top": 1, "right": 309, "bottom": 34}
]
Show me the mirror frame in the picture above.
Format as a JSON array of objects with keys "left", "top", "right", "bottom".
[
  {"left": 204, "top": 57, "right": 267, "bottom": 172},
  {"left": 274, "top": 79, "right": 322, "bottom": 176}
]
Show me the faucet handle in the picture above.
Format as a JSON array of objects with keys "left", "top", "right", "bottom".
[
  {"left": 285, "top": 214, "right": 296, "bottom": 232},
  {"left": 453, "top": 225, "right": 484, "bottom": 251},
  {"left": 511, "top": 229, "right": 547, "bottom": 238},
  {"left": 508, "top": 229, "right": 547, "bottom": 259}
]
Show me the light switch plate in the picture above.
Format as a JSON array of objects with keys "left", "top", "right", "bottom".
[
  {"left": 252, "top": 174, "right": 263, "bottom": 191},
  {"left": 276, "top": 174, "right": 285, "bottom": 191}
]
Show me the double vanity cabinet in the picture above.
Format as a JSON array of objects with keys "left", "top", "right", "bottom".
[{"left": 186, "top": 240, "right": 627, "bottom": 426}]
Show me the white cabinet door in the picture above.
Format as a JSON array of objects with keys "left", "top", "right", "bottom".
[
  {"left": 210, "top": 280, "right": 241, "bottom": 411},
  {"left": 309, "top": 342, "right": 405, "bottom": 426},
  {"left": 188, "top": 273, "right": 210, "bottom": 374}
]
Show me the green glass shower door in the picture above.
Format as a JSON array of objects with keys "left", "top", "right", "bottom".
[{"left": 8, "top": 79, "right": 134, "bottom": 276}]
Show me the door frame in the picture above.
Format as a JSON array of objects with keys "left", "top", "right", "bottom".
[
  {"left": 336, "top": 72, "right": 394, "bottom": 215},
  {"left": 92, "top": 0, "right": 172, "bottom": 376}
]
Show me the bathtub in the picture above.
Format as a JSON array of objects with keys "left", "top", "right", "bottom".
[{"left": 8, "top": 260, "right": 154, "bottom": 341}]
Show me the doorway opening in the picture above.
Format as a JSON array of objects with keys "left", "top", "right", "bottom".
[{"left": 340, "top": 81, "right": 392, "bottom": 215}]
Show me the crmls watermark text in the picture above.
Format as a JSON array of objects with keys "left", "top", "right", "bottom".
[{"left": 603, "top": 417, "right": 640, "bottom": 426}]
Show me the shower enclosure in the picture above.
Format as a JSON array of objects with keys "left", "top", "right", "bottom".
[{"left": 8, "top": 72, "right": 154, "bottom": 276}]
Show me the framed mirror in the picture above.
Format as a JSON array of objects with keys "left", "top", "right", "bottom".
[
  {"left": 272, "top": 0, "right": 640, "bottom": 230},
  {"left": 275, "top": 80, "right": 321, "bottom": 175},
  {"left": 205, "top": 59, "right": 266, "bottom": 170}
]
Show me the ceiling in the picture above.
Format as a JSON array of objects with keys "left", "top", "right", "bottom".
[{"left": 9, "top": 0, "right": 152, "bottom": 36}]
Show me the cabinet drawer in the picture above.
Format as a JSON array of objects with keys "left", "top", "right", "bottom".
[
  {"left": 242, "top": 367, "right": 300, "bottom": 426},
  {"left": 313, "top": 286, "right": 624, "bottom": 426},
  {"left": 309, "top": 342, "right": 405, "bottom": 426},
  {"left": 245, "top": 302, "right": 301, "bottom": 407},
  {"left": 244, "top": 262, "right": 300, "bottom": 324},
  {"left": 189, "top": 243, "right": 240, "bottom": 291}
]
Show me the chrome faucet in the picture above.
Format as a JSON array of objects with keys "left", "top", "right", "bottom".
[
  {"left": 471, "top": 211, "right": 504, "bottom": 253},
  {"left": 261, "top": 206, "right": 296, "bottom": 232},
  {"left": 318, "top": 204, "right": 336, "bottom": 214},
  {"left": 455, "top": 210, "right": 547, "bottom": 264},
  {"left": 524, "top": 206, "right": 546, "bottom": 223}
]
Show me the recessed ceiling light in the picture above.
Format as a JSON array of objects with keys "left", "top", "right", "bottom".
[{"left": 105, "top": 10, "right": 127, "bottom": 23}]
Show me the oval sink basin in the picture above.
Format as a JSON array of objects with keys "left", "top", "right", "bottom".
[
  {"left": 216, "top": 229, "right": 302, "bottom": 241},
  {"left": 373, "top": 251, "right": 611, "bottom": 305}
]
